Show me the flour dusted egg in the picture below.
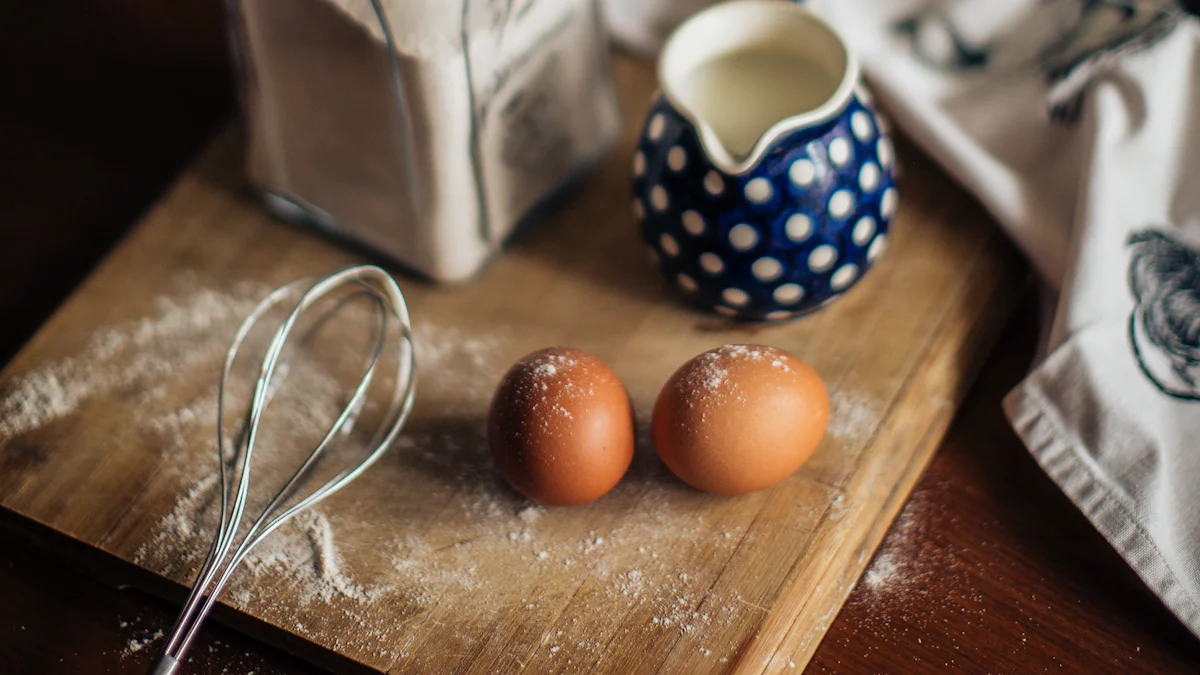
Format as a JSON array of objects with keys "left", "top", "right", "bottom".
[
  {"left": 488, "top": 347, "right": 635, "bottom": 506},
  {"left": 652, "top": 344, "right": 828, "bottom": 495}
]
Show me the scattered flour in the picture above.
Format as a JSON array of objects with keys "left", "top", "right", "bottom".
[
  {"left": 310, "top": 511, "right": 340, "bottom": 583},
  {"left": 863, "top": 552, "right": 902, "bottom": 591},
  {"left": 0, "top": 283, "right": 265, "bottom": 437},
  {"left": 0, "top": 280, "right": 846, "bottom": 669},
  {"left": 683, "top": 344, "right": 799, "bottom": 401},
  {"left": 855, "top": 497, "right": 946, "bottom": 631},
  {"left": 517, "top": 505, "right": 543, "bottom": 525},
  {"left": 233, "top": 510, "right": 387, "bottom": 606},
  {"left": 826, "top": 390, "right": 884, "bottom": 441},
  {"left": 120, "top": 623, "right": 165, "bottom": 660}
]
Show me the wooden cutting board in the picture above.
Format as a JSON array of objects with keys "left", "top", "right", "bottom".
[{"left": 0, "top": 55, "right": 1024, "bottom": 673}]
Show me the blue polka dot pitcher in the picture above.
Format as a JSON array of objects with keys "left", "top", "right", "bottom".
[{"left": 633, "top": 0, "right": 896, "bottom": 321}]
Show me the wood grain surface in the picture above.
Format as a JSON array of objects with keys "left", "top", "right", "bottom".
[
  {"left": 7, "top": 307, "right": 1200, "bottom": 675},
  {"left": 0, "top": 48, "right": 1025, "bottom": 674}
]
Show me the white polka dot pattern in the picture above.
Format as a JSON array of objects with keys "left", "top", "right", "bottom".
[
  {"left": 786, "top": 213, "right": 813, "bottom": 242},
  {"left": 852, "top": 216, "right": 876, "bottom": 246},
  {"left": 808, "top": 244, "right": 837, "bottom": 272},
  {"left": 632, "top": 98, "right": 894, "bottom": 322},
  {"left": 700, "top": 252, "right": 724, "bottom": 275},
  {"left": 881, "top": 188, "right": 898, "bottom": 218},
  {"left": 828, "top": 190, "right": 854, "bottom": 219},
  {"left": 648, "top": 113, "right": 665, "bottom": 141},
  {"left": 830, "top": 264, "right": 858, "bottom": 290},
  {"left": 728, "top": 224, "right": 759, "bottom": 251},
  {"left": 744, "top": 177, "right": 773, "bottom": 204},
  {"left": 677, "top": 273, "right": 698, "bottom": 292},
  {"left": 852, "top": 111, "right": 874, "bottom": 141},
  {"left": 668, "top": 146, "right": 687, "bottom": 171},
  {"left": 722, "top": 287, "right": 750, "bottom": 306},
  {"left": 859, "top": 162, "right": 880, "bottom": 192},
  {"left": 789, "top": 159, "right": 816, "bottom": 187},
  {"left": 651, "top": 185, "right": 669, "bottom": 212},
  {"left": 751, "top": 257, "right": 783, "bottom": 282},
  {"left": 868, "top": 234, "right": 888, "bottom": 262},
  {"left": 774, "top": 283, "right": 804, "bottom": 304},
  {"left": 659, "top": 233, "right": 679, "bottom": 257},
  {"left": 829, "top": 136, "right": 852, "bottom": 167},
  {"left": 704, "top": 171, "right": 724, "bottom": 195},
  {"left": 877, "top": 137, "right": 894, "bottom": 168}
]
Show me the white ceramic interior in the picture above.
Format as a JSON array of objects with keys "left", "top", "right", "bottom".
[{"left": 658, "top": 0, "right": 859, "bottom": 174}]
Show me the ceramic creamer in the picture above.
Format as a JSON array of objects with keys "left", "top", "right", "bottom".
[{"left": 633, "top": 0, "right": 897, "bottom": 320}]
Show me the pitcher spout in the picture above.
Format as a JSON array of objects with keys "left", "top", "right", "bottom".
[{"left": 657, "top": 0, "right": 860, "bottom": 175}]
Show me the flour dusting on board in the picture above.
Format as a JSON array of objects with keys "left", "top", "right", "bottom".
[
  {"left": 826, "top": 389, "right": 883, "bottom": 440},
  {"left": 0, "top": 278, "right": 831, "bottom": 668},
  {"left": 0, "top": 282, "right": 265, "bottom": 437}
]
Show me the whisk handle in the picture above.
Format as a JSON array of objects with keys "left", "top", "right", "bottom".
[{"left": 150, "top": 655, "right": 181, "bottom": 675}]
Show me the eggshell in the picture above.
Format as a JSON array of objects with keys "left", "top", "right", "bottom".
[
  {"left": 652, "top": 344, "right": 828, "bottom": 495},
  {"left": 488, "top": 347, "right": 635, "bottom": 506}
]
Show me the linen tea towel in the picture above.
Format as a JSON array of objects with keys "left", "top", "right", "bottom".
[{"left": 810, "top": 0, "right": 1200, "bottom": 637}]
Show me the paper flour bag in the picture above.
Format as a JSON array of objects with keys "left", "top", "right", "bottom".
[{"left": 229, "top": 0, "right": 621, "bottom": 282}]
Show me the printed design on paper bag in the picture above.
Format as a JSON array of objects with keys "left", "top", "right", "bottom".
[
  {"left": 500, "top": 59, "right": 573, "bottom": 172},
  {"left": 1127, "top": 228, "right": 1200, "bottom": 401},
  {"left": 894, "top": 0, "right": 1185, "bottom": 122},
  {"left": 462, "top": 0, "right": 582, "bottom": 242}
]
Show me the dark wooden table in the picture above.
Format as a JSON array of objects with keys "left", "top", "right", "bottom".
[{"left": 3, "top": 4, "right": 1199, "bottom": 673}]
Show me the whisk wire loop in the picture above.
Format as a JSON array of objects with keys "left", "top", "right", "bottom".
[{"left": 152, "top": 266, "right": 416, "bottom": 674}]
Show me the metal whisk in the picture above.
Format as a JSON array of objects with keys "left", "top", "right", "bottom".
[{"left": 150, "top": 265, "right": 417, "bottom": 675}]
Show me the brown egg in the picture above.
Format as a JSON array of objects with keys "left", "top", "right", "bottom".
[
  {"left": 652, "top": 344, "right": 829, "bottom": 495},
  {"left": 488, "top": 347, "right": 635, "bottom": 506}
]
